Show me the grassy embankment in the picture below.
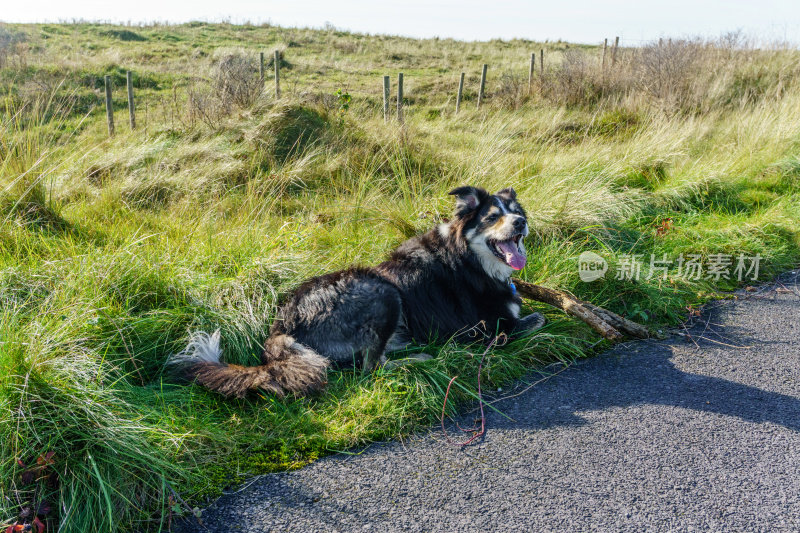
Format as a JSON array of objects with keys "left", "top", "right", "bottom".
[{"left": 1, "top": 22, "right": 799, "bottom": 531}]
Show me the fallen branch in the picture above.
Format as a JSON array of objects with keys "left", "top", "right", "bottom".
[
  {"left": 512, "top": 278, "right": 649, "bottom": 342},
  {"left": 580, "top": 301, "right": 650, "bottom": 339}
]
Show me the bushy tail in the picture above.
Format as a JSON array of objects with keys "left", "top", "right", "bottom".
[{"left": 168, "top": 330, "right": 329, "bottom": 398}]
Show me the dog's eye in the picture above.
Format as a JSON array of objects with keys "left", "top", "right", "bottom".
[{"left": 486, "top": 214, "right": 499, "bottom": 222}]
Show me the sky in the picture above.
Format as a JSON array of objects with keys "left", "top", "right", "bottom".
[{"left": 3, "top": 0, "right": 800, "bottom": 45}]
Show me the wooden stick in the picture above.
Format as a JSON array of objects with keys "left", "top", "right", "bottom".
[
  {"left": 513, "top": 279, "right": 639, "bottom": 342},
  {"left": 528, "top": 52, "right": 535, "bottom": 93},
  {"left": 581, "top": 302, "right": 650, "bottom": 339},
  {"left": 274, "top": 49, "right": 281, "bottom": 98},
  {"left": 104, "top": 75, "right": 114, "bottom": 136},
  {"left": 259, "top": 51, "right": 265, "bottom": 81},
  {"left": 601, "top": 38, "right": 608, "bottom": 69},
  {"left": 126, "top": 71, "right": 135, "bottom": 130},
  {"left": 397, "top": 72, "right": 404, "bottom": 124},
  {"left": 456, "top": 72, "right": 465, "bottom": 114},
  {"left": 540, "top": 49, "right": 544, "bottom": 75},
  {"left": 477, "top": 64, "right": 487, "bottom": 108},
  {"left": 514, "top": 279, "right": 624, "bottom": 341},
  {"left": 383, "top": 75, "right": 390, "bottom": 123},
  {"left": 612, "top": 36, "right": 620, "bottom": 66}
]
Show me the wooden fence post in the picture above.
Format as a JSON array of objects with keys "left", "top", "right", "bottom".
[
  {"left": 612, "top": 36, "right": 620, "bottom": 66},
  {"left": 104, "top": 75, "right": 114, "bottom": 136},
  {"left": 528, "top": 52, "right": 535, "bottom": 93},
  {"left": 540, "top": 49, "right": 544, "bottom": 75},
  {"left": 397, "top": 72, "right": 404, "bottom": 124},
  {"left": 259, "top": 51, "right": 264, "bottom": 81},
  {"left": 274, "top": 49, "right": 281, "bottom": 98},
  {"left": 126, "top": 70, "right": 135, "bottom": 130},
  {"left": 477, "top": 64, "right": 487, "bottom": 108},
  {"left": 383, "top": 75, "right": 390, "bottom": 123},
  {"left": 601, "top": 38, "right": 608, "bottom": 69},
  {"left": 456, "top": 72, "right": 465, "bottom": 113}
]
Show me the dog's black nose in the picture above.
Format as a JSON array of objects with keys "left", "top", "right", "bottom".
[{"left": 512, "top": 217, "right": 526, "bottom": 230}]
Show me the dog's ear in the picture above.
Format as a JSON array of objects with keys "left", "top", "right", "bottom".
[
  {"left": 496, "top": 187, "right": 517, "bottom": 200},
  {"left": 449, "top": 186, "right": 488, "bottom": 215}
]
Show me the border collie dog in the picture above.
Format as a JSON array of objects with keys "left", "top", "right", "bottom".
[{"left": 170, "top": 186, "right": 545, "bottom": 398}]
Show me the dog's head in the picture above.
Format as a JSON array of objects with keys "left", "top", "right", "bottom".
[{"left": 447, "top": 186, "right": 529, "bottom": 280}]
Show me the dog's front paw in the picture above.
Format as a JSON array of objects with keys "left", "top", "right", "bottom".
[{"left": 515, "top": 312, "right": 546, "bottom": 336}]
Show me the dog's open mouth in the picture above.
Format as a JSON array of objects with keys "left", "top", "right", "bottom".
[{"left": 488, "top": 234, "right": 526, "bottom": 270}]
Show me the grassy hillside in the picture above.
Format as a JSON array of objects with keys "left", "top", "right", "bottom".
[{"left": 1, "top": 21, "right": 800, "bottom": 531}]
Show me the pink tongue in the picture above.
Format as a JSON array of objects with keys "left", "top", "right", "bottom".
[{"left": 496, "top": 240, "right": 526, "bottom": 270}]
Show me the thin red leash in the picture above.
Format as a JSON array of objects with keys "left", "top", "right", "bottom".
[{"left": 440, "top": 335, "right": 501, "bottom": 446}]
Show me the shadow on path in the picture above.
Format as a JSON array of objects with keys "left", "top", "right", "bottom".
[{"left": 488, "top": 295, "right": 800, "bottom": 434}]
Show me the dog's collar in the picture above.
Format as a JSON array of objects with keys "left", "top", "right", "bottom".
[{"left": 508, "top": 280, "right": 516, "bottom": 296}]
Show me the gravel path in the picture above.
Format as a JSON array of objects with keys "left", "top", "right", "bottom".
[{"left": 183, "top": 274, "right": 800, "bottom": 532}]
